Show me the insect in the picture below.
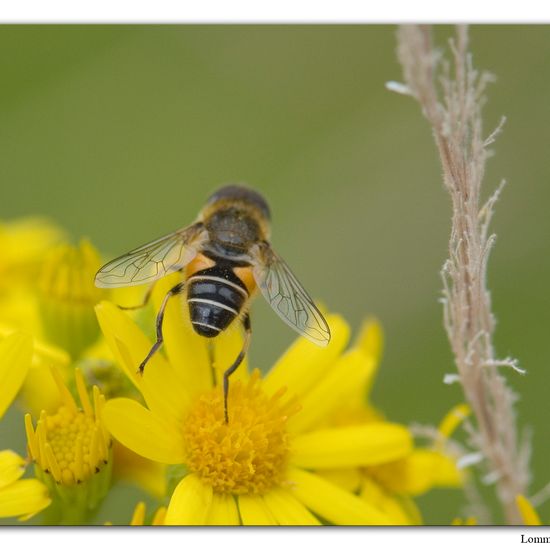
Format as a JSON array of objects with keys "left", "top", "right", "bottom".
[{"left": 94, "top": 184, "right": 331, "bottom": 422}]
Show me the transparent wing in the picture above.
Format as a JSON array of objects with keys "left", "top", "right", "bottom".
[
  {"left": 94, "top": 223, "right": 207, "bottom": 288},
  {"left": 251, "top": 243, "right": 331, "bottom": 346}
]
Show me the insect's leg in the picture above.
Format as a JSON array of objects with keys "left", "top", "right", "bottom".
[
  {"left": 138, "top": 281, "right": 185, "bottom": 375},
  {"left": 206, "top": 340, "right": 217, "bottom": 386},
  {"left": 223, "top": 313, "right": 251, "bottom": 424},
  {"left": 119, "top": 269, "right": 184, "bottom": 311},
  {"left": 118, "top": 281, "right": 158, "bottom": 311}
]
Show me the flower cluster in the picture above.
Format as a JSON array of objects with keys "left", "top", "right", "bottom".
[{"left": 0, "top": 217, "right": 470, "bottom": 525}]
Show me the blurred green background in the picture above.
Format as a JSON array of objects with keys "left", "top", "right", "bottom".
[{"left": 0, "top": 25, "right": 549, "bottom": 525}]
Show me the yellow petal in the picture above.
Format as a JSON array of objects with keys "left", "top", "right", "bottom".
[
  {"left": 95, "top": 301, "right": 191, "bottom": 423},
  {"left": 19, "top": 364, "right": 62, "bottom": 416},
  {"left": 95, "top": 301, "right": 158, "bottom": 388},
  {"left": 0, "top": 332, "right": 33, "bottom": 419},
  {"left": 516, "top": 494, "right": 542, "bottom": 526},
  {"left": 238, "top": 494, "right": 277, "bottom": 525},
  {"left": 438, "top": 403, "right": 471, "bottom": 440},
  {"left": 262, "top": 487, "right": 321, "bottom": 525},
  {"left": 356, "top": 318, "right": 384, "bottom": 365},
  {"left": 263, "top": 314, "right": 350, "bottom": 399},
  {"left": 287, "top": 467, "right": 392, "bottom": 525},
  {"left": 413, "top": 449, "right": 463, "bottom": 491},
  {"left": 152, "top": 273, "right": 213, "bottom": 397},
  {"left": 353, "top": 318, "right": 383, "bottom": 399},
  {"left": 0, "top": 450, "right": 25, "bottom": 489},
  {"left": 130, "top": 501, "right": 146, "bottom": 526},
  {"left": 367, "top": 449, "right": 462, "bottom": 496},
  {"left": 152, "top": 507, "right": 167, "bottom": 525},
  {"left": 102, "top": 398, "right": 185, "bottom": 464},
  {"left": 288, "top": 348, "right": 375, "bottom": 433},
  {"left": 165, "top": 474, "right": 213, "bottom": 525},
  {"left": 206, "top": 493, "right": 240, "bottom": 525},
  {"left": 317, "top": 468, "right": 362, "bottom": 493},
  {"left": 291, "top": 423, "right": 412, "bottom": 469},
  {"left": 0, "top": 479, "right": 51, "bottom": 519},
  {"left": 360, "top": 477, "right": 421, "bottom": 525}
]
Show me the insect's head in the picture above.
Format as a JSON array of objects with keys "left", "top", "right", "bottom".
[{"left": 205, "top": 184, "right": 271, "bottom": 222}]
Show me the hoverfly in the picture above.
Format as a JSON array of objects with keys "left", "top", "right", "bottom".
[{"left": 94, "top": 185, "right": 331, "bottom": 422}]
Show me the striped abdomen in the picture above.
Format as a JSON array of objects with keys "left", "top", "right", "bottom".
[{"left": 187, "top": 265, "right": 249, "bottom": 337}]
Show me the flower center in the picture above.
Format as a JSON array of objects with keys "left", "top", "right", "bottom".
[
  {"left": 42, "top": 406, "right": 106, "bottom": 485},
  {"left": 26, "top": 368, "right": 110, "bottom": 487},
  {"left": 182, "top": 370, "right": 295, "bottom": 495}
]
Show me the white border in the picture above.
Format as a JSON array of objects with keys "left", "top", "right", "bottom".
[
  {"left": 1, "top": 0, "right": 550, "bottom": 23},
  {"left": 4, "top": 527, "right": 550, "bottom": 550}
]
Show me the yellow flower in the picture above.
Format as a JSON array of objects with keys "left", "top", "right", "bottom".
[
  {"left": 0, "top": 450, "right": 51, "bottom": 520},
  {"left": 38, "top": 239, "right": 107, "bottom": 359},
  {"left": 97, "top": 274, "right": 413, "bottom": 525},
  {"left": 23, "top": 367, "right": 112, "bottom": 524},
  {"left": 317, "top": 320, "right": 463, "bottom": 525},
  {"left": 0, "top": 234, "right": 162, "bottom": 505}
]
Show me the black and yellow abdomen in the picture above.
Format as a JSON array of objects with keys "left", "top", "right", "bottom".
[{"left": 187, "top": 265, "right": 249, "bottom": 337}]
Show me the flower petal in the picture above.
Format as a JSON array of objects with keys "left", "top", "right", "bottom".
[
  {"left": 0, "top": 332, "right": 33, "bottom": 419},
  {"left": 262, "top": 487, "right": 321, "bottom": 525},
  {"left": 360, "top": 476, "right": 421, "bottom": 525},
  {"left": 438, "top": 403, "right": 471, "bottom": 439},
  {"left": 152, "top": 507, "right": 167, "bottom": 525},
  {"left": 291, "top": 423, "right": 412, "bottom": 469},
  {"left": 355, "top": 318, "right": 384, "bottom": 365},
  {"left": 206, "top": 493, "right": 240, "bottom": 525},
  {"left": 516, "top": 494, "right": 542, "bottom": 526},
  {"left": 288, "top": 348, "right": 376, "bottom": 433},
  {"left": 263, "top": 314, "right": 350, "bottom": 399},
  {"left": 152, "top": 273, "right": 213, "bottom": 397},
  {"left": 102, "top": 398, "right": 185, "bottom": 464},
  {"left": 0, "top": 479, "right": 51, "bottom": 519},
  {"left": 130, "top": 502, "right": 146, "bottom": 525},
  {"left": 317, "top": 468, "right": 362, "bottom": 493},
  {"left": 237, "top": 494, "right": 277, "bottom": 525},
  {"left": 368, "top": 449, "right": 462, "bottom": 496},
  {"left": 286, "top": 467, "right": 392, "bottom": 525},
  {"left": 165, "top": 474, "right": 213, "bottom": 525},
  {"left": 0, "top": 450, "right": 25, "bottom": 489},
  {"left": 95, "top": 301, "right": 191, "bottom": 423}
]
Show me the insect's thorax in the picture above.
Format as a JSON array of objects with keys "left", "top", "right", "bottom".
[
  {"left": 202, "top": 204, "right": 268, "bottom": 258},
  {"left": 186, "top": 261, "right": 250, "bottom": 338}
]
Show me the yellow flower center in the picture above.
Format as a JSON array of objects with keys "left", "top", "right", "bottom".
[
  {"left": 182, "top": 370, "right": 295, "bottom": 495},
  {"left": 42, "top": 406, "right": 105, "bottom": 485}
]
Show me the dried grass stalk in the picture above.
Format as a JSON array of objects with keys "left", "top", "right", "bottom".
[{"left": 394, "top": 25, "right": 530, "bottom": 524}]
